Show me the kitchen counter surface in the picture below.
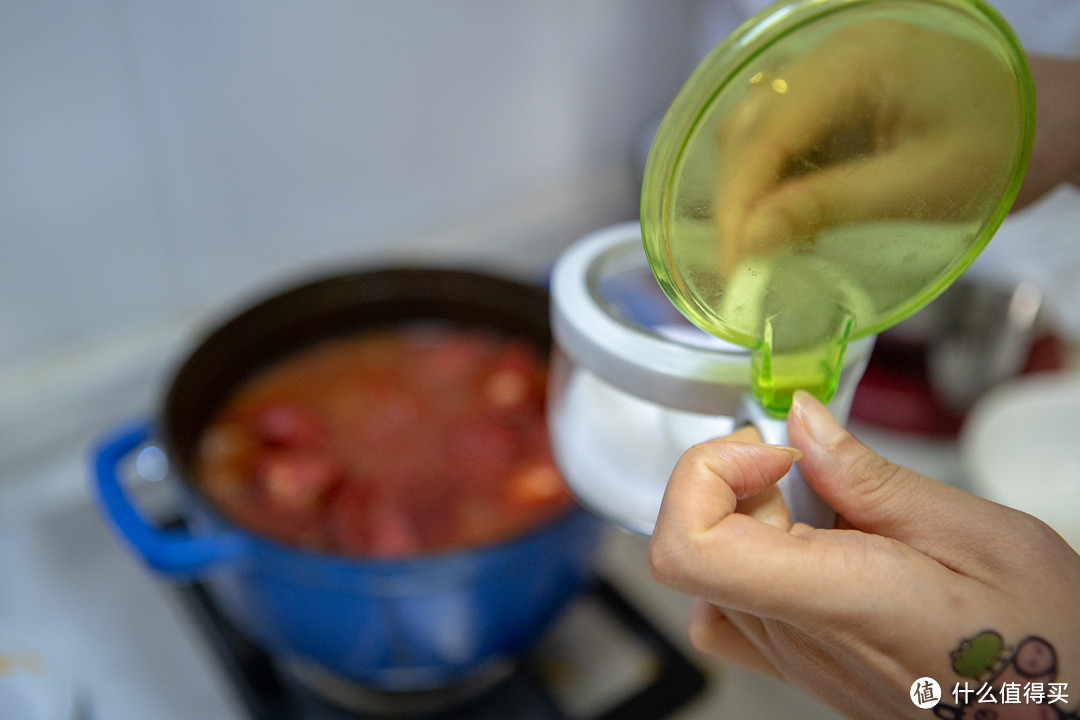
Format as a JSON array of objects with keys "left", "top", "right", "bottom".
[{"left": 0, "top": 443, "right": 247, "bottom": 720}]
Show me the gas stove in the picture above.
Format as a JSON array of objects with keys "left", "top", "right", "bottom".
[{"left": 175, "top": 574, "right": 704, "bottom": 720}]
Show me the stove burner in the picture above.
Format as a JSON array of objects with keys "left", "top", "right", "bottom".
[
  {"left": 174, "top": 577, "right": 706, "bottom": 719},
  {"left": 281, "top": 654, "right": 517, "bottom": 716}
]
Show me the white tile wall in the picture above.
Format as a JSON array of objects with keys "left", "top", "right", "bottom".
[
  {"left": 1, "top": 0, "right": 184, "bottom": 372},
  {"left": 0, "top": 0, "right": 701, "bottom": 465},
  {"left": 118, "top": 0, "right": 688, "bottom": 306},
  {"left": 11, "top": 0, "right": 1076, "bottom": 468}
]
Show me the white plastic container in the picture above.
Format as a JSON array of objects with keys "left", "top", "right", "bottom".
[{"left": 548, "top": 222, "right": 875, "bottom": 534}]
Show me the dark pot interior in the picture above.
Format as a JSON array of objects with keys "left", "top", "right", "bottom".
[{"left": 161, "top": 267, "right": 552, "bottom": 491}]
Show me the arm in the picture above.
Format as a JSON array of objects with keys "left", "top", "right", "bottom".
[{"left": 1013, "top": 54, "right": 1080, "bottom": 211}]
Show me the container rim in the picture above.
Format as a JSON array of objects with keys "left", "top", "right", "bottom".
[{"left": 550, "top": 222, "right": 874, "bottom": 414}]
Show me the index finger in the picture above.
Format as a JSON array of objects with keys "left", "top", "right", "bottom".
[
  {"left": 648, "top": 434, "right": 809, "bottom": 604},
  {"left": 647, "top": 431, "right": 925, "bottom": 622}
]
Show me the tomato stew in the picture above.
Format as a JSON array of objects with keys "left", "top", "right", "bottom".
[{"left": 195, "top": 323, "right": 575, "bottom": 558}]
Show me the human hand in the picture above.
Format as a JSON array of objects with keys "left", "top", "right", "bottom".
[
  {"left": 713, "top": 18, "right": 1024, "bottom": 272},
  {"left": 1013, "top": 54, "right": 1080, "bottom": 211},
  {"left": 648, "top": 391, "right": 1080, "bottom": 720}
]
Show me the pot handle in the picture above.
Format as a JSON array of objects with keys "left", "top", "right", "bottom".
[
  {"left": 92, "top": 420, "right": 248, "bottom": 579},
  {"left": 736, "top": 395, "right": 836, "bottom": 529}
]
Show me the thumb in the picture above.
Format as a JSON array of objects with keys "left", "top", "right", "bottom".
[{"left": 787, "top": 390, "right": 984, "bottom": 549}]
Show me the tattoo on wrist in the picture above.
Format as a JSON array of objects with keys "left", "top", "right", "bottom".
[{"left": 933, "top": 631, "right": 1076, "bottom": 719}]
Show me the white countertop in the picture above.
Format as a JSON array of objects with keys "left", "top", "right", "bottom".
[{"left": 0, "top": 444, "right": 246, "bottom": 720}]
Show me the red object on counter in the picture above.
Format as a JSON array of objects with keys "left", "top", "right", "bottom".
[{"left": 849, "top": 332, "right": 1069, "bottom": 437}]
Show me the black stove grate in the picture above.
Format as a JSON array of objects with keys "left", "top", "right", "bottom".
[{"left": 173, "top": 576, "right": 707, "bottom": 720}]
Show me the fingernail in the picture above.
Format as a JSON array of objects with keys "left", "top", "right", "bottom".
[
  {"left": 768, "top": 444, "right": 803, "bottom": 461},
  {"left": 725, "top": 438, "right": 802, "bottom": 461},
  {"left": 791, "top": 390, "right": 848, "bottom": 448}
]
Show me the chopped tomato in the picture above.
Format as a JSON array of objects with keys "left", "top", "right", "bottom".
[
  {"left": 325, "top": 481, "right": 364, "bottom": 554},
  {"left": 446, "top": 418, "right": 519, "bottom": 485},
  {"left": 253, "top": 404, "right": 328, "bottom": 449},
  {"left": 256, "top": 451, "right": 341, "bottom": 511},
  {"left": 483, "top": 369, "right": 530, "bottom": 410},
  {"left": 366, "top": 500, "right": 421, "bottom": 557},
  {"left": 508, "top": 462, "right": 565, "bottom": 506},
  {"left": 484, "top": 341, "right": 543, "bottom": 411}
]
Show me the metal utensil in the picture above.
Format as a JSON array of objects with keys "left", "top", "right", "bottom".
[{"left": 923, "top": 279, "right": 1043, "bottom": 411}]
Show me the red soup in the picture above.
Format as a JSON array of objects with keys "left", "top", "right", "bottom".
[{"left": 195, "top": 324, "right": 575, "bottom": 558}]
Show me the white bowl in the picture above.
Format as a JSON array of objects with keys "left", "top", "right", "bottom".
[{"left": 961, "top": 371, "right": 1080, "bottom": 550}]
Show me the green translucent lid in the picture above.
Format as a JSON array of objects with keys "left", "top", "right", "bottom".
[{"left": 641, "top": 0, "right": 1035, "bottom": 415}]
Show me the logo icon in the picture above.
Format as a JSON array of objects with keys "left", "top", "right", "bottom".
[{"left": 911, "top": 677, "right": 942, "bottom": 709}]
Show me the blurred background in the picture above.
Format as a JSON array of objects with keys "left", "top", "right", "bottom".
[
  {"left": 4, "top": 0, "right": 1080, "bottom": 469},
  {"left": 1, "top": 0, "right": 709, "bottom": 469},
  {"left": 2, "top": 1, "right": 1080, "bottom": 718}
]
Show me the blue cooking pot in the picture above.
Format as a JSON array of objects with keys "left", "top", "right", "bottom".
[{"left": 92, "top": 268, "right": 603, "bottom": 692}]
